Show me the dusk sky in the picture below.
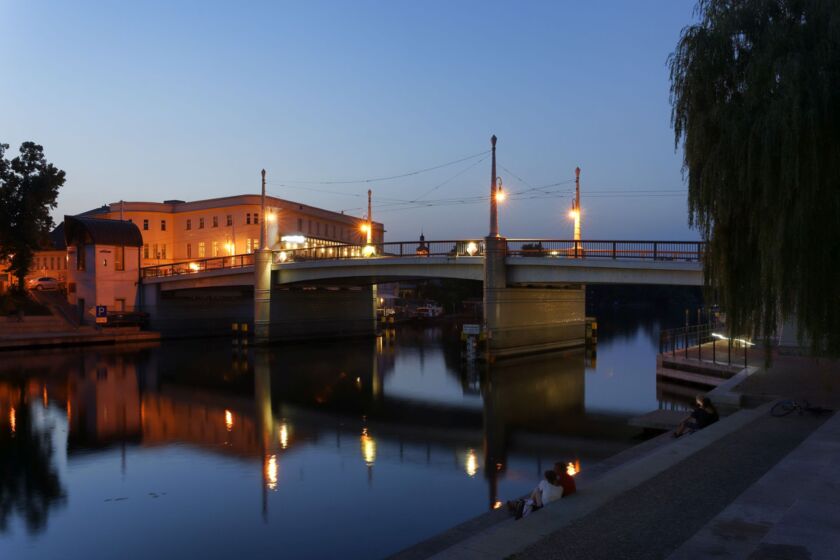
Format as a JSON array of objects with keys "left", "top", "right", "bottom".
[{"left": 1, "top": 0, "right": 700, "bottom": 241}]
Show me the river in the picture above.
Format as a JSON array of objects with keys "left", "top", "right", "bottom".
[{"left": 0, "top": 312, "right": 689, "bottom": 559}]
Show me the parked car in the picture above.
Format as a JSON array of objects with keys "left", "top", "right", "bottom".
[{"left": 28, "top": 277, "right": 60, "bottom": 291}]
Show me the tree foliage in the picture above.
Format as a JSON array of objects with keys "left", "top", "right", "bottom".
[
  {"left": 0, "top": 142, "right": 65, "bottom": 290},
  {"left": 670, "top": 0, "right": 840, "bottom": 354}
]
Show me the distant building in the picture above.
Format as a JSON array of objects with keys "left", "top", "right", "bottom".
[{"left": 84, "top": 195, "right": 384, "bottom": 267}]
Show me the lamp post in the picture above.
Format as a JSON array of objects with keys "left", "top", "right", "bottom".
[
  {"left": 260, "top": 169, "right": 268, "bottom": 250},
  {"left": 489, "top": 135, "right": 499, "bottom": 237}
]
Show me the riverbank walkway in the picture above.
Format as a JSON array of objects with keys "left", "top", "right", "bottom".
[{"left": 393, "top": 351, "right": 840, "bottom": 560}]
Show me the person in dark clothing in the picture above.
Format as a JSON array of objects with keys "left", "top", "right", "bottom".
[{"left": 673, "top": 395, "right": 719, "bottom": 437}]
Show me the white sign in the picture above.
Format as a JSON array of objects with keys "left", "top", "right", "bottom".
[{"left": 462, "top": 324, "right": 481, "bottom": 335}]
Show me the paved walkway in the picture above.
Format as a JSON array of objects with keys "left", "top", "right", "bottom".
[
  {"left": 517, "top": 410, "right": 829, "bottom": 559},
  {"left": 669, "top": 412, "right": 840, "bottom": 560}
]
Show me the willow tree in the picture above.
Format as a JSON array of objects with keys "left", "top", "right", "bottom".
[{"left": 670, "top": 0, "right": 840, "bottom": 355}]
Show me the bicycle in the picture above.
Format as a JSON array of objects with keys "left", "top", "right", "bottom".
[{"left": 770, "top": 399, "right": 832, "bottom": 417}]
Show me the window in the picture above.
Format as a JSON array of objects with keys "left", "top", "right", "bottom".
[
  {"left": 114, "top": 246, "right": 124, "bottom": 271},
  {"left": 213, "top": 216, "right": 218, "bottom": 228},
  {"left": 186, "top": 219, "right": 192, "bottom": 230},
  {"left": 253, "top": 238, "right": 260, "bottom": 250},
  {"left": 308, "top": 220, "right": 312, "bottom": 233},
  {"left": 298, "top": 218, "right": 303, "bottom": 231},
  {"left": 152, "top": 244, "right": 159, "bottom": 259},
  {"left": 226, "top": 215, "right": 233, "bottom": 226},
  {"left": 186, "top": 243, "right": 192, "bottom": 258},
  {"left": 246, "top": 238, "right": 252, "bottom": 254},
  {"left": 332, "top": 225, "right": 336, "bottom": 238},
  {"left": 49, "top": 257, "right": 54, "bottom": 269},
  {"left": 253, "top": 213, "right": 259, "bottom": 225},
  {"left": 161, "top": 244, "right": 167, "bottom": 259},
  {"left": 246, "top": 213, "right": 251, "bottom": 225},
  {"left": 76, "top": 245, "right": 86, "bottom": 271},
  {"left": 198, "top": 242, "right": 206, "bottom": 258},
  {"left": 143, "top": 219, "right": 149, "bottom": 231},
  {"left": 161, "top": 220, "right": 167, "bottom": 231},
  {"left": 317, "top": 222, "right": 321, "bottom": 236},
  {"left": 114, "top": 298, "right": 126, "bottom": 312},
  {"left": 212, "top": 241, "right": 219, "bottom": 257},
  {"left": 143, "top": 244, "right": 150, "bottom": 259},
  {"left": 199, "top": 217, "right": 205, "bottom": 229}
]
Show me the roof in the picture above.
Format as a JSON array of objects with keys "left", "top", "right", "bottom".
[
  {"left": 64, "top": 215, "right": 144, "bottom": 247},
  {"left": 48, "top": 223, "right": 66, "bottom": 250}
]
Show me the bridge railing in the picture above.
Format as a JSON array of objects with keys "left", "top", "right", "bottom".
[
  {"left": 139, "top": 239, "right": 706, "bottom": 276},
  {"left": 506, "top": 240, "right": 705, "bottom": 262},
  {"left": 141, "top": 253, "right": 255, "bottom": 278},
  {"left": 274, "top": 240, "right": 486, "bottom": 263}
]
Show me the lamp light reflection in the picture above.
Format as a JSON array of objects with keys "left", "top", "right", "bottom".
[
  {"left": 465, "top": 449, "right": 478, "bottom": 477},
  {"left": 10, "top": 408, "right": 15, "bottom": 433},
  {"left": 266, "top": 454, "right": 278, "bottom": 490},
  {"left": 279, "top": 423, "right": 289, "bottom": 449},
  {"left": 225, "top": 409, "right": 234, "bottom": 431},
  {"left": 360, "top": 428, "right": 376, "bottom": 466}
]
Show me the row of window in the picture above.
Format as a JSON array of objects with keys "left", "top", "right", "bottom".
[
  {"left": 32, "top": 256, "right": 66, "bottom": 271},
  {"left": 143, "top": 243, "right": 167, "bottom": 260},
  {"left": 136, "top": 214, "right": 369, "bottom": 243}
]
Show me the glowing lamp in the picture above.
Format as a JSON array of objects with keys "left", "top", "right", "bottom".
[
  {"left": 362, "top": 245, "right": 376, "bottom": 257},
  {"left": 277, "top": 251, "right": 288, "bottom": 263},
  {"left": 495, "top": 188, "right": 506, "bottom": 202},
  {"left": 466, "top": 241, "right": 478, "bottom": 256}
]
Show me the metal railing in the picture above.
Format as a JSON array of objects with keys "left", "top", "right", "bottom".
[
  {"left": 141, "top": 253, "right": 255, "bottom": 278},
  {"left": 659, "top": 323, "right": 752, "bottom": 367},
  {"left": 139, "top": 239, "right": 706, "bottom": 277},
  {"left": 274, "top": 240, "right": 485, "bottom": 263},
  {"left": 506, "top": 240, "right": 704, "bottom": 261}
]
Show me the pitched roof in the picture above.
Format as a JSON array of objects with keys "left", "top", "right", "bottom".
[{"left": 64, "top": 215, "right": 143, "bottom": 247}]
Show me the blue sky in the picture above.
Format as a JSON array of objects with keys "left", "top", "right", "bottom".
[{"left": 0, "top": 0, "right": 700, "bottom": 241}]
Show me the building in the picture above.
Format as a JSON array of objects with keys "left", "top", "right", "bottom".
[
  {"left": 83, "top": 195, "right": 384, "bottom": 268},
  {"left": 64, "top": 215, "right": 143, "bottom": 318},
  {"left": 0, "top": 226, "right": 68, "bottom": 292}
]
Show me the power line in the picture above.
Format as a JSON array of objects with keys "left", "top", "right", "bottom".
[{"left": 270, "top": 150, "right": 490, "bottom": 186}]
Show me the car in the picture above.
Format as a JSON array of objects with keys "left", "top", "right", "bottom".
[{"left": 28, "top": 277, "right": 60, "bottom": 291}]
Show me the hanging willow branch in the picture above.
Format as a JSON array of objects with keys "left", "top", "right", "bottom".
[{"left": 670, "top": 0, "right": 840, "bottom": 355}]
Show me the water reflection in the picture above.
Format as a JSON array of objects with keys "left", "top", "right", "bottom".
[
  {"left": 0, "top": 318, "right": 673, "bottom": 558},
  {"left": 0, "top": 382, "right": 66, "bottom": 534}
]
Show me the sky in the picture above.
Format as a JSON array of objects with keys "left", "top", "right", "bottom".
[{"left": 0, "top": 0, "right": 700, "bottom": 241}]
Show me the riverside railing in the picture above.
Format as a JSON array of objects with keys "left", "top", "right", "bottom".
[{"left": 659, "top": 323, "right": 752, "bottom": 367}]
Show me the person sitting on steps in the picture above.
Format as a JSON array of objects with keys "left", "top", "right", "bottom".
[
  {"left": 673, "top": 395, "right": 719, "bottom": 438},
  {"left": 507, "top": 470, "right": 564, "bottom": 519}
]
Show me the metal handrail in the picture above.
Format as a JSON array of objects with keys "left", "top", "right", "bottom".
[{"left": 140, "top": 239, "right": 706, "bottom": 276}]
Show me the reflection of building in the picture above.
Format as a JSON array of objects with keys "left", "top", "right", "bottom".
[{"left": 82, "top": 195, "right": 384, "bottom": 267}]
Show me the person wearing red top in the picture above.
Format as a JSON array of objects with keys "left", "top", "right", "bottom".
[{"left": 553, "top": 462, "right": 577, "bottom": 497}]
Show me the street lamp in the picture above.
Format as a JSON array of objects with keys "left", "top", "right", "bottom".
[{"left": 495, "top": 177, "right": 506, "bottom": 203}]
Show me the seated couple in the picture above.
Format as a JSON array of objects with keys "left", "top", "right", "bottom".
[{"left": 507, "top": 462, "right": 576, "bottom": 520}]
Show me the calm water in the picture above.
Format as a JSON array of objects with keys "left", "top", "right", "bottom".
[{"left": 0, "top": 314, "right": 684, "bottom": 559}]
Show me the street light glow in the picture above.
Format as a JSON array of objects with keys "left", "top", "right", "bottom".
[{"left": 495, "top": 188, "right": 506, "bottom": 203}]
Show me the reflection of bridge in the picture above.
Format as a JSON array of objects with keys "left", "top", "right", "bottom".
[{"left": 139, "top": 239, "right": 703, "bottom": 358}]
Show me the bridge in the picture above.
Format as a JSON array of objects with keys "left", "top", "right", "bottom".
[{"left": 138, "top": 238, "right": 703, "bottom": 359}]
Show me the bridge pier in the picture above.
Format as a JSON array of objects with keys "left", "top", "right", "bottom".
[
  {"left": 254, "top": 249, "right": 272, "bottom": 344},
  {"left": 483, "top": 236, "right": 586, "bottom": 360}
]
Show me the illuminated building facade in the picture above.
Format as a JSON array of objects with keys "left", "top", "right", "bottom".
[{"left": 82, "top": 195, "right": 384, "bottom": 267}]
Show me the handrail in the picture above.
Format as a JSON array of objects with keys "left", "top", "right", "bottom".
[{"left": 140, "top": 239, "right": 706, "bottom": 277}]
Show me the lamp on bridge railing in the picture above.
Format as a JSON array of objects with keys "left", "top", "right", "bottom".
[
  {"left": 466, "top": 241, "right": 479, "bottom": 256},
  {"left": 277, "top": 251, "right": 288, "bottom": 263}
]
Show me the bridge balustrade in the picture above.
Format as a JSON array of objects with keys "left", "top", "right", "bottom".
[
  {"left": 139, "top": 239, "right": 706, "bottom": 278},
  {"left": 140, "top": 253, "right": 255, "bottom": 278}
]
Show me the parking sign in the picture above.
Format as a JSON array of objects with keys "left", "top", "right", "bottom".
[{"left": 95, "top": 305, "right": 107, "bottom": 324}]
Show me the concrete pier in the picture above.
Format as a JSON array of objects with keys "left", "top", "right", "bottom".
[{"left": 483, "top": 235, "right": 586, "bottom": 359}]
